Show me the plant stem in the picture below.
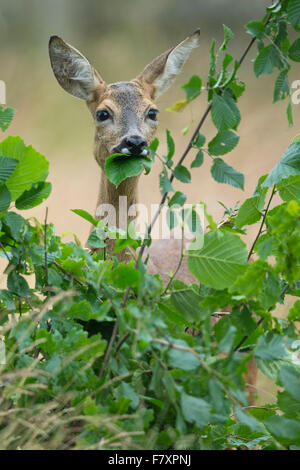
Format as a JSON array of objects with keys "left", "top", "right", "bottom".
[
  {"left": 99, "top": 319, "right": 119, "bottom": 379},
  {"left": 234, "top": 283, "right": 290, "bottom": 352},
  {"left": 247, "top": 185, "right": 276, "bottom": 261},
  {"left": 162, "top": 224, "right": 185, "bottom": 295},
  {"left": 0, "top": 240, "right": 10, "bottom": 262},
  {"left": 44, "top": 207, "right": 49, "bottom": 288}
]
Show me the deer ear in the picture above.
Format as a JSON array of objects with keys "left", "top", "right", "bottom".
[
  {"left": 137, "top": 29, "right": 200, "bottom": 99},
  {"left": 48, "top": 36, "right": 105, "bottom": 101}
]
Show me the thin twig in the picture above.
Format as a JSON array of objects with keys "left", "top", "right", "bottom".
[
  {"left": 53, "top": 261, "right": 85, "bottom": 287},
  {"left": 234, "top": 283, "right": 290, "bottom": 352},
  {"left": 162, "top": 225, "right": 185, "bottom": 295},
  {"left": 115, "top": 331, "right": 131, "bottom": 356},
  {"left": 0, "top": 240, "right": 33, "bottom": 311},
  {"left": 44, "top": 207, "right": 49, "bottom": 288},
  {"left": 247, "top": 185, "right": 276, "bottom": 261},
  {"left": 99, "top": 319, "right": 119, "bottom": 379},
  {"left": 53, "top": 260, "right": 103, "bottom": 303},
  {"left": 0, "top": 240, "right": 10, "bottom": 262}
]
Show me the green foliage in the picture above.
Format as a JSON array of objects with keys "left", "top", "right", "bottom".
[
  {"left": 15, "top": 182, "right": 52, "bottom": 210},
  {"left": 210, "top": 158, "right": 244, "bottom": 189},
  {"left": 1, "top": 1, "right": 300, "bottom": 451},
  {"left": 211, "top": 91, "right": 241, "bottom": 131},
  {"left": 104, "top": 153, "right": 152, "bottom": 187},
  {"left": 166, "top": 75, "right": 202, "bottom": 112},
  {"left": 208, "top": 130, "right": 239, "bottom": 156},
  {"left": 0, "top": 106, "right": 16, "bottom": 132},
  {"left": 188, "top": 230, "right": 248, "bottom": 289},
  {"left": 263, "top": 143, "right": 300, "bottom": 187}
]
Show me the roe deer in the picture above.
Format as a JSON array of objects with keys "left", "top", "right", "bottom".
[{"left": 48, "top": 31, "right": 257, "bottom": 403}]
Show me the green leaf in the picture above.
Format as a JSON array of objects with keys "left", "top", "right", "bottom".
[
  {"left": 0, "top": 156, "right": 18, "bottom": 183},
  {"left": 7, "top": 271, "right": 30, "bottom": 297},
  {"left": 147, "top": 137, "right": 159, "bottom": 161},
  {"left": 208, "top": 130, "right": 239, "bottom": 156},
  {"left": 234, "top": 407, "right": 262, "bottom": 432},
  {"left": 15, "top": 182, "right": 52, "bottom": 210},
  {"left": 166, "top": 207, "right": 178, "bottom": 230},
  {"left": 209, "top": 379, "right": 229, "bottom": 416},
  {"left": 246, "top": 21, "right": 265, "bottom": 40},
  {"left": 288, "top": 38, "right": 300, "bottom": 61},
  {"left": 262, "top": 143, "right": 300, "bottom": 187},
  {"left": 193, "top": 133, "right": 206, "bottom": 149},
  {"left": 191, "top": 150, "right": 204, "bottom": 168},
  {"left": 159, "top": 167, "right": 174, "bottom": 195},
  {"left": 265, "top": 416, "right": 300, "bottom": 445},
  {"left": 278, "top": 391, "right": 300, "bottom": 417},
  {"left": 111, "top": 263, "right": 141, "bottom": 289},
  {"left": 4, "top": 212, "right": 25, "bottom": 239},
  {"left": 279, "top": 365, "right": 300, "bottom": 400},
  {"left": 273, "top": 71, "right": 290, "bottom": 102},
  {"left": 218, "top": 325, "right": 237, "bottom": 352},
  {"left": 0, "top": 137, "right": 49, "bottom": 200},
  {"left": 255, "top": 234, "right": 273, "bottom": 260},
  {"left": 171, "top": 288, "right": 205, "bottom": 322},
  {"left": 181, "top": 393, "right": 211, "bottom": 429},
  {"left": 166, "top": 129, "right": 175, "bottom": 160},
  {"left": 0, "top": 184, "right": 11, "bottom": 212},
  {"left": 67, "top": 300, "right": 104, "bottom": 322},
  {"left": 232, "top": 260, "right": 281, "bottom": 310},
  {"left": 235, "top": 196, "right": 263, "bottom": 228},
  {"left": 288, "top": 300, "right": 300, "bottom": 321},
  {"left": 254, "top": 45, "right": 282, "bottom": 77},
  {"left": 220, "top": 24, "right": 234, "bottom": 51},
  {"left": 287, "top": 0, "right": 300, "bottom": 31},
  {"left": 0, "top": 106, "right": 16, "bottom": 132},
  {"left": 0, "top": 289, "right": 15, "bottom": 311},
  {"left": 278, "top": 175, "right": 300, "bottom": 201},
  {"left": 173, "top": 165, "right": 191, "bottom": 183},
  {"left": 168, "top": 340, "right": 201, "bottom": 371},
  {"left": 188, "top": 230, "right": 248, "bottom": 289},
  {"left": 115, "top": 382, "right": 139, "bottom": 410},
  {"left": 166, "top": 100, "right": 189, "bottom": 112},
  {"left": 60, "top": 259, "right": 85, "bottom": 278},
  {"left": 36, "top": 329, "right": 56, "bottom": 353},
  {"left": 293, "top": 133, "right": 300, "bottom": 144},
  {"left": 211, "top": 158, "right": 244, "bottom": 189},
  {"left": 71, "top": 209, "right": 98, "bottom": 227},
  {"left": 168, "top": 191, "right": 186, "bottom": 208},
  {"left": 211, "top": 91, "right": 241, "bottom": 131},
  {"left": 86, "top": 228, "right": 106, "bottom": 249},
  {"left": 255, "top": 333, "right": 286, "bottom": 361},
  {"left": 228, "top": 79, "right": 246, "bottom": 99},
  {"left": 104, "top": 153, "right": 150, "bottom": 187},
  {"left": 181, "top": 75, "right": 202, "bottom": 100},
  {"left": 287, "top": 100, "right": 293, "bottom": 127},
  {"left": 208, "top": 39, "right": 216, "bottom": 80}
]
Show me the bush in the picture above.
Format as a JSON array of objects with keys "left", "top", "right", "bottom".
[{"left": 0, "top": 0, "right": 300, "bottom": 450}]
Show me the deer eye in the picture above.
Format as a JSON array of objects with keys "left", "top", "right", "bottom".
[
  {"left": 147, "top": 109, "right": 158, "bottom": 121},
  {"left": 96, "top": 110, "right": 110, "bottom": 122}
]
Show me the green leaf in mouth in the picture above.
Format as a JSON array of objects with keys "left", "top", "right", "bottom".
[{"left": 104, "top": 153, "right": 152, "bottom": 187}]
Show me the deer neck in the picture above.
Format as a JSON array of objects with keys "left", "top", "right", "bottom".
[
  {"left": 94, "top": 145, "right": 140, "bottom": 258},
  {"left": 97, "top": 170, "right": 139, "bottom": 225}
]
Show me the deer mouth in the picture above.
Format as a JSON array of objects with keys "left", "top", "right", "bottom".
[{"left": 112, "top": 146, "right": 149, "bottom": 157}]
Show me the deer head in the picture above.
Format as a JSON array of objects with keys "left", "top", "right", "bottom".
[{"left": 48, "top": 30, "right": 200, "bottom": 170}]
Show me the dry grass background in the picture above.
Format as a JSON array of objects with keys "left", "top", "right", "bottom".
[{"left": 1, "top": 0, "right": 300, "bottom": 404}]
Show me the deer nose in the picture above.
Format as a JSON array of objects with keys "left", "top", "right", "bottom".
[{"left": 124, "top": 135, "right": 147, "bottom": 155}]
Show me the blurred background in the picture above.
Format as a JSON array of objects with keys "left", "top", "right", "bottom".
[{"left": 0, "top": 0, "right": 299, "bottom": 402}]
